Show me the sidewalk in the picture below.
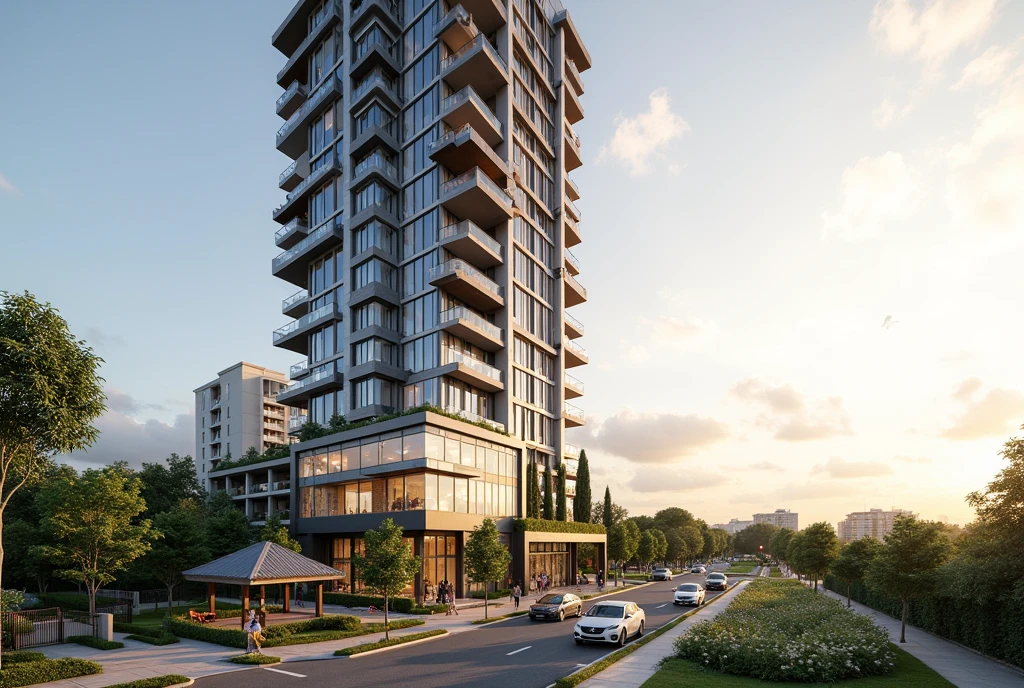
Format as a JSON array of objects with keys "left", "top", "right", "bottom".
[
  {"left": 577, "top": 581, "right": 750, "bottom": 688},
  {"left": 818, "top": 588, "right": 1024, "bottom": 688}
]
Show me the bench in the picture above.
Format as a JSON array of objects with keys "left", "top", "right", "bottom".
[{"left": 189, "top": 610, "right": 216, "bottom": 624}]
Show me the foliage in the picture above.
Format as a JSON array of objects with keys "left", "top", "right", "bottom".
[
  {"left": 471, "top": 610, "right": 529, "bottom": 624},
  {"left": 769, "top": 528, "right": 794, "bottom": 562},
  {"left": 512, "top": 518, "right": 605, "bottom": 535},
  {"left": 352, "top": 518, "right": 420, "bottom": 639},
  {"left": 165, "top": 620, "right": 247, "bottom": 648},
  {"left": 464, "top": 519, "right": 511, "bottom": 619},
  {"left": 257, "top": 513, "right": 301, "bottom": 553},
  {"left": 321, "top": 592, "right": 415, "bottom": 613},
  {"left": 0, "top": 653, "right": 44, "bottom": 665},
  {"left": 229, "top": 654, "right": 280, "bottom": 665},
  {"left": 333, "top": 628, "right": 447, "bottom": 655},
  {"left": 831, "top": 537, "right": 882, "bottom": 606},
  {"left": 409, "top": 604, "right": 448, "bottom": 614},
  {"left": 651, "top": 528, "right": 668, "bottom": 563},
  {"left": 113, "top": 623, "right": 166, "bottom": 637},
  {"left": 609, "top": 520, "right": 640, "bottom": 569},
  {"left": 555, "top": 464, "right": 567, "bottom": 521},
  {"left": 0, "top": 657, "right": 103, "bottom": 688},
  {"left": 35, "top": 466, "right": 157, "bottom": 614},
  {"left": 732, "top": 523, "right": 778, "bottom": 555},
  {"left": 542, "top": 463, "right": 554, "bottom": 520},
  {"left": 790, "top": 522, "right": 839, "bottom": 588},
  {"left": 572, "top": 449, "right": 592, "bottom": 523},
  {"left": 66, "top": 635, "right": 124, "bottom": 650},
  {"left": 674, "top": 580, "right": 895, "bottom": 683},
  {"left": 136, "top": 455, "right": 204, "bottom": 517},
  {"left": 143, "top": 499, "right": 209, "bottom": 611},
  {"left": 0, "top": 592, "right": 23, "bottom": 614},
  {"left": 636, "top": 530, "right": 658, "bottom": 570},
  {"left": 204, "top": 490, "right": 252, "bottom": 559},
  {"left": 124, "top": 634, "right": 179, "bottom": 646},
  {"left": 296, "top": 405, "right": 510, "bottom": 442},
  {"left": 602, "top": 487, "right": 613, "bottom": 530},
  {"left": 34, "top": 593, "right": 116, "bottom": 611},
  {"left": 527, "top": 461, "right": 541, "bottom": 519},
  {"left": 104, "top": 676, "right": 191, "bottom": 688},
  {"left": 209, "top": 445, "right": 290, "bottom": 473}
]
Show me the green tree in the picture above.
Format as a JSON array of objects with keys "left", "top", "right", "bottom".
[
  {"left": 608, "top": 520, "right": 640, "bottom": 580},
  {"left": 205, "top": 490, "right": 253, "bottom": 558},
  {"left": 143, "top": 499, "right": 210, "bottom": 612},
  {"left": 797, "top": 522, "right": 840, "bottom": 591},
  {"left": 602, "top": 487, "right": 613, "bottom": 530},
  {"left": 0, "top": 292, "right": 105, "bottom": 663},
  {"left": 37, "top": 466, "right": 158, "bottom": 614},
  {"left": 636, "top": 530, "right": 657, "bottom": 572},
  {"left": 572, "top": 449, "right": 592, "bottom": 523},
  {"left": 680, "top": 524, "right": 704, "bottom": 565},
  {"left": 629, "top": 515, "right": 655, "bottom": 532},
  {"left": 464, "top": 518, "right": 511, "bottom": 620},
  {"left": 258, "top": 513, "right": 302, "bottom": 552},
  {"left": 698, "top": 520, "right": 716, "bottom": 561},
  {"left": 352, "top": 518, "right": 420, "bottom": 639},
  {"left": 527, "top": 461, "right": 541, "bottom": 518},
  {"left": 867, "top": 515, "right": 952, "bottom": 642},
  {"left": 542, "top": 463, "right": 554, "bottom": 520},
  {"left": 327, "top": 414, "right": 348, "bottom": 433},
  {"left": 555, "top": 464, "right": 567, "bottom": 521},
  {"left": 651, "top": 528, "right": 668, "bottom": 565},
  {"left": 137, "top": 454, "right": 204, "bottom": 518},
  {"left": 297, "top": 422, "right": 327, "bottom": 442},
  {"left": 770, "top": 528, "right": 794, "bottom": 564},
  {"left": 831, "top": 537, "right": 881, "bottom": 607},
  {"left": 664, "top": 530, "right": 686, "bottom": 567},
  {"left": 592, "top": 494, "right": 628, "bottom": 527},
  {"left": 733, "top": 522, "right": 779, "bottom": 555}
]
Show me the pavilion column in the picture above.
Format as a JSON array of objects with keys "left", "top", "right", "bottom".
[
  {"left": 241, "top": 585, "right": 250, "bottom": 630},
  {"left": 315, "top": 583, "right": 323, "bottom": 618},
  {"left": 207, "top": 583, "right": 216, "bottom": 615},
  {"left": 259, "top": 585, "right": 266, "bottom": 610},
  {"left": 283, "top": 583, "right": 291, "bottom": 613}
]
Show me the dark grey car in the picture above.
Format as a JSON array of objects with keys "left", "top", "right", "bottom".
[{"left": 529, "top": 593, "right": 583, "bottom": 621}]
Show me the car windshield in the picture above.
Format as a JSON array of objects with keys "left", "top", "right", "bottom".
[
  {"left": 585, "top": 605, "right": 624, "bottom": 618},
  {"left": 707, "top": 574, "right": 725, "bottom": 579},
  {"left": 538, "top": 595, "right": 563, "bottom": 604},
  {"left": 677, "top": 584, "right": 699, "bottom": 592},
  {"left": 655, "top": 568, "right": 669, "bottom": 573}
]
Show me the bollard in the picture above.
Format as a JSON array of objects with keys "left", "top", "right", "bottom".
[{"left": 97, "top": 613, "right": 114, "bottom": 641}]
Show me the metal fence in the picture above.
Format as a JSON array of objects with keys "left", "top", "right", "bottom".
[
  {"left": 1, "top": 607, "right": 100, "bottom": 649},
  {"left": 96, "top": 601, "right": 132, "bottom": 623},
  {"left": 64, "top": 610, "right": 98, "bottom": 639}
]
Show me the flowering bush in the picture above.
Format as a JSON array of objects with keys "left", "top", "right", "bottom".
[{"left": 673, "top": 580, "right": 895, "bottom": 682}]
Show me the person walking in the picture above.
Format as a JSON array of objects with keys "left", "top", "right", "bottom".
[
  {"left": 424, "top": 579, "right": 434, "bottom": 606},
  {"left": 296, "top": 582, "right": 304, "bottom": 607},
  {"left": 447, "top": 581, "right": 458, "bottom": 616},
  {"left": 597, "top": 570, "right": 604, "bottom": 592},
  {"left": 512, "top": 583, "right": 521, "bottom": 610},
  {"left": 245, "top": 611, "right": 263, "bottom": 654},
  {"left": 541, "top": 572, "right": 548, "bottom": 592}
]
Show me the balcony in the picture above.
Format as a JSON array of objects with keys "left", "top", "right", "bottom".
[
  {"left": 458, "top": 0, "right": 506, "bottom": 33},
  {"left": 351, "top": 121, "right": 400, "bottom": 158},
  {"left": 439, "top": 220, "right": 502, "bottom": 268},
  {"left": 565, "top": 58, "right": 585, "bottom": 96},
  {"left": 276, "top": 367, "right": 342, "bottom": 404},
  {"left": 564, "top": 337, "right": 588, "bottom": 368},
  {"left": 275, "top": 217, "right": 309, "bottom": 250},
  {"left": 439, "top": 306, "right": 503, "bottom": 351},
  {"left": 440, "top": 34, "right": 509, "bottom": 100},
  {"left": 352, "top": 0, "right": 402, "bottom": 33},
  {"left": 273, "top": 0, "right": 336, "bottom": 55},
  {"left": 250, "top": 482, "right": 269, "bottom": 495},
  {"left": 564, "top": 248, "right": 580, "bottom": 276},
  {"left": 351, "top": 67, "right": 402, "bottom": 111},
  {"left": 272, "top": 218, "right": 344, "bottom": 288},
  {"left": 564, "top": 272, "right": 587, "bottom": 307},
  {"left": 211, "top": 398, "right": 222, "bottom": 409},
  {"left": 290, "top": 359, "right": 310, "bottom": 380},
  {"left": 439, "top": 167, "right": 514, "bottom": 228},
  {"left": 440, "top": 86, "right": 503, "bottom": 146},
  {"left": 272, "top": 302, "right": 341, "bottom": 354},
  {"left": 564, "top": 372, "right": 584, "bottom": 399},
  {"left": 278, "top": 155, "right": 307, "bottom": 192},
  {"left": 435, "top": 5, "right": 478, "bottom": 51},
  {"left": 564, "top": 123, "right": 582, "bottom": 172},
  {"left": 565, "top": 196, "right": 581, "bottom": 222},
  {"left": 564, "top": 310, "right": 584, "bottom": 339},
  {"left": 554, "top": 10, "right": 593, "bottom": 73},
  {"left": 441, "top": 405, "right": 505, "bottom": 433},
  {"left": 351, "top": 31, "right": 400, "bottom": 79},
  {"left": 429, "top": 125, "right": 508, "bottom": 181},
  {"left": 272, "top": 153, "right": 343, "bottom": 224},
  {"left": 564, "top": 79, "right": 584, "bottom": 125},
  {"left": 272, "top": 480, "right": 291, "bottom": 492},
  {"left": 565, "top": 175, "right": 580, "bottom": 202},
  {"left": 276, "top": 74, "right": 343, "bottom": 159},
  {"left": 441, "top": 349, "right": 503, "bottom": 393},
  {"left": 227, "top": 485, "right": 245, "bottom": 497},
  {"left": 276, "top": 80, "right": 309, "bottom": 120},
  {"left": 564, "top": 401, "right": 585, "bottom": 428},
  {"left": 352, "top": 153, "right": 400, "bottom": 188},
  {"left": 429, "top": 259, "right": 504, "bottom": 311},
  {"left": 288, "top": 415, "right": 308, "bottom": 433},
  {"left": 264, "top": 405, "right": 286, "bottom": 419},
  {"left": 563, "top": 457, "right": 578, "bottom": 478},
  {"left": 209, "top": 414, "right": 222, "bottom": 428},
  {"left": 276, "top": 1, "right": 342, "bottom": 88},
  {"left": 565, "top": 444, "right": 580, "bottom": 459},
  {"left": 564, "top": 213, "right": 582, "bottom": 248},
  {"left": 282, "top": 290, "right": 309, "bottom": 319}
]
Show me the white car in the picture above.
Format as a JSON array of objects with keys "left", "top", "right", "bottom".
[
  {"left": 574, "top": 601, "right": 645, "bottom": 647},
  {"left": 690, "top": 565, "right": 706, "bottom": 574},
  {"left": 673, "top": 583, "right": 705, "bottom": 606},
  {"left": 651, "top": 567, "right": 673, "bottom": 581}
]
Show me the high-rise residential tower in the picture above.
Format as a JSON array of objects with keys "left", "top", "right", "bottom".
[
  {"left": 753, "top": 509, "right": 799, "bottom": 531},
  {"left": 838, "top": 508, "right": 914, "bottom": 542},
  {"left": 268, "top": 0, "right": 600, "bottom": 599}
]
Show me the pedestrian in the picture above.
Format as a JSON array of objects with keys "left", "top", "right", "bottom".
[
  {"left": 424, "top": 579, "right": 433, "bottom": 605},
  {"left": 447, "top": 581, "right": 458, "bottom": 616},
  {"left": 597, "top": 570, "right": 604, "bottom": 592},
  {"left": 296, "top": 582, "right": 304, "bottom": 607},
  {"left": 541, "top": 572, "right": 548, "bottom": 592},
  {"left": 245, "top": 611, "right": 263, "bottom": 654},
  {"left": 508, "top": 578, "right": 514, "bottom": 602},
  {"left": 513, "top": 582, "right": 521, "bottom": 610}
]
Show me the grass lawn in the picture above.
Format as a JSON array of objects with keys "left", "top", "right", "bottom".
[
  {"left": 641, "top": 645, "right": 953, "bottom": 688},
  {"left": 769, "top": 568, "right": 783, "bottom": 578},
  {"left": 130, "top": 602, "right": 245, "bottom": 628},
  {"left": 725, "top": 563, "right": 758, "bottom": 574}
]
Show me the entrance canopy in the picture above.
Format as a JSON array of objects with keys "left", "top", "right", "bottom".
[{"left": 182, "top": 541, "right": 345, "bottom": 586}]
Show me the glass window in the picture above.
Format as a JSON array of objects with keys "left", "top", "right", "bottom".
[
  {"left": 315, "top": 451, "right": 328, "bottom": 476},
  {"left": 444, "top": 437, "right": 460, "bottom": 465},
  {"left": 342, "top": 445, "right": 359, "bottom": 471},
  {"left": 382, "top": 437, "right": 402, "bottom": 463},
  {"left": 403, "top": 432, "right": 425, "bottom": 461},
  {"left": 343, "top": 483, "right": 358, "bottom": 514},
  {"left": 455, "top": 478, "right": 468, "bottom": 513},
  {"left": 358, "top": 481, "right": 373, "bottom": 513},
  {"left": 438, "top": 474, "right": 454, "bottom": 512},
  {"left": 300, "top": 454, "right": 313, "bottom": 478},
  {"left": 406, "top": 474, "right": 425, "bottom": 510},
  {"left": 425, "top": 473, "right": 438, "bottom": 510},
  {"left": 425, "top": 433, "right": 444, "bottom": 460},
  {"left": 486, "top": 449, "right": 498, "bottom": 474},
  {"left": 329, "top": 445, "right": 342, "bottom": 473},
  {"left": 387, "top": 477, "right": 404, "bottom": 511},
  {"left": 361, "top": 441, "right": 380, "bottom": 468},
  {"left": 461, "top": 441, "right": 475, "bottom": 466}
]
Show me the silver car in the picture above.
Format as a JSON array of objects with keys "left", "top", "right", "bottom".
[
  {"left": 573, "top": 601, "right": 646, "bottom": 647},
  {"left": 529, "top": 593, "right": 582, "bottom": 621},
  {"left": 673, "top": 583, "right": 705, "bottom": 606}
]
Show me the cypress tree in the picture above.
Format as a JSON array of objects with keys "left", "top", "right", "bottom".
[
  {"left": 528, "top": 461, "right": 542, "bottom": 518},
  {"left": 556, "top": 464, "right": 567, "bottom": 521},
  {"left": 542, "top": 463, "right": 554, "bottom": 520},
  {"left": 572, "top": 449, "right": 592, "bottom": 523},
  {"left": 602, "top": 486, "right": 613, "bottom": 531},
  {"left": 525, "top": 463, "right": 535, "bottom": 517}
]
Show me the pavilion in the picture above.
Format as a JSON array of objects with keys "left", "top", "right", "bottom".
[{"left": 182, "top": 541, "right": 346, "bottom": 628}]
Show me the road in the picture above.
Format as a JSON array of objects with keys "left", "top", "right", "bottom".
[{"left": 193, "top": 564, "right": 731, "bottom": 688}]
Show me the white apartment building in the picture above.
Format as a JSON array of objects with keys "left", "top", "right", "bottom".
[
  {"left": 838, "top": 508, "right": 915, "bottom": 542},
  {"left": 712, "top": 519, "right": 755, "bottom": 535},
  {"left": 754, "top": 509, "right": 799, "bottom": 531}
]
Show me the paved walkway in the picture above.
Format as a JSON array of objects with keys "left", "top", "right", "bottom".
[
  {"left": 818, "top": 588, "right": 1024, "bottom": 688},
  {"left": 577, "top": 581, "right": 750, "bottom": 688}
]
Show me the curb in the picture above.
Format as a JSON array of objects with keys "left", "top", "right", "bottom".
[
  {"left": 169, "top": 680, "right": 195, "bottom": 688},
  {"left": 339, "top": 630, "right": 449, "bottom": 658}
]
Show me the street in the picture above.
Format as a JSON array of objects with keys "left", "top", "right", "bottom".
[{"left": 193, "top": 564, "right": 731, "bottom": 688}]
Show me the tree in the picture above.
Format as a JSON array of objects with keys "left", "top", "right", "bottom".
[
  {"left": 137, "top": 454, "right": 204, "bottom": 518},
  {"left": 867, "top": 515, "right": 951, "bottom": 643},
  {"left": 555, "top": 464, "right": 567, "bottom": 521},
  {"left": 770, "top": 528, "right": 795, "bottom": 565},
  {"left": 794, "top": 522, "right": 839, "bottom": 591},
  {"left": 592, "top": 495, "right": 628, "bottom": 527},
  {"left": 528, "top": 461, "right": 541, "bottom": 519},
  {"left": 698, "top": 520, "right": 716, "bottom": 561},
  {"left": 733, "top": 522, "right": 779, "bottom": 555},
  {"left": 352, "top": 518, "right": 420, "bottom": 639},
  {"left": 636, "top": 530, "right": 657, "bottom": 572},
  {"left": 831, "top": 537, "right": 881, "bottom": 607},
  {"left": 651, "top": 528, "right": 668, "bottom": 565},
  {"left": 572, "top": 449, "right": 592, "bottom": 523},
  {"left": 297, "top": 421, "right": 327, "bottom": 442},
  {"left": 608, "top": 520, "right": 640, "bottom": 579},
  {"left": 542, "top": 463, "right": 554, "bottom": 520},
  {"left": 258, "top": 513, "right": 301, "bottom": 553},
  {"left": 664, "top": 530, "right": 687, "bottom": 567},
  {"left": 464, "top": 518, "right": 511, "bottom": 619},
  {"left": 602, "top": 487, "right": 613, "bottom": 530},
  {"left": 0, "top": 292, "right": 105, "bottom": 664},
  {"left": 629, "top": 515, "right": 655, "bottom": 532},
  {"left": 143, "top": 499, "right": 210, "bottom": 612},
  {"left": 37, "top": 466, "right": 158, "bottom": 614},
  {"left": 205, "top": 490, "right": 253, "bottom": 559},
  {"left": 680, "top": 524, "right": 704, "bottom": 565}
]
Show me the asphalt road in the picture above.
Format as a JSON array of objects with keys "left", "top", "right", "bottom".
[{"left": 193, "top": 564, "right": 732, "bottom": 688}]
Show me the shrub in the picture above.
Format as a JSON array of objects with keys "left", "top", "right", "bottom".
[
  {"left": 228, "top": 654, "right": 280, "bottom": 665},
  {"left": 0, "top": 652, "right": 45, "bottom": 665},
  {"left": 113, "top": 623, "right": 166, "bottom": 638},
  {"left": 189, "top": 606, "right": 282, "bottom": 620},
  {"left": 165, "top": 620, "right": 247, "bottom": 649},
  {"left": 673, "top": 580, "right": 895, "bottom": 683},
  {"left": 167, "top": 614, "right": 398, "bottom": 648},
  {"left": 104, "top": 675, "right": 190, "bottom": 688},
  {"left": 1, "top": 617, "right": 34, "bottom": 646},
  {"left": 322, "top": 592, "right": 414, "bottom": 613},
  {"left": 67, "top": 635, "right": 125, "bottom": 650},
  {"left": 513, "top": 518, "right": 605, "bottom": 535},
  {"left": 34, "top": 593, "right": 116, "bottom": 611},
  {"left": 409, "top": 605, "right": 448, "bottom": 615},
  {"left": 334, "top": 629, "right": 447, "bottom": 656},
  {"left": 125, "top": 633, "right": 179, "bottom": 646},
  {"left": 0, "top": 658, "right": 103, "bottom": 688}
]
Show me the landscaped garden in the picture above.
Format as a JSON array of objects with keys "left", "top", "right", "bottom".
[{"left": 166, "top": 613, "right": 424, "bottom": 648}]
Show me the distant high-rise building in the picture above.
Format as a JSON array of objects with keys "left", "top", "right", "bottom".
[
  {"left": 838, "top": 508, "right": 915, "bottom": 542},
  {"left": 754, "top": 509, "right": 798, "bottom": 531},
  {"left": 711, "top": 518, "right": 755, "bottom": 535}
]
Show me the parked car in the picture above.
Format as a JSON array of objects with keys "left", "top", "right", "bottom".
[
  {"left": 690, "top": 565, "right": 706, "bottom": 574},
  {"left": 651, "top": 567, "right": 674, "bottom": 581},
  {"left": 574, "top": 601, "right": 645, "bottom": 647},
  {"left": 705, "top": 572, "right": 728, "bottom": 591},
  {"left": 673, "top": 583, "right": 705, "bottom": 606},
  {"left": 529, "top": 593, "right": 582, "bottom": 621}
]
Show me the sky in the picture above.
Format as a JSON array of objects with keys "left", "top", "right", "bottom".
[{"left": 2, "top": 0, "right": 1023, "bottom": 530}]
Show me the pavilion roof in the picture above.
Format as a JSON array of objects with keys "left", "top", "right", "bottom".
[{"left": 182, "top": 541, "right": 346, "bottom": 586}]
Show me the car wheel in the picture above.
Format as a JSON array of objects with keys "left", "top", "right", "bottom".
[
  {"left": 618, "top": 628, "right": 627, "bottom": 647},
  {"left": 637, "top": 621, "right": 645, "bottom": 637},
  {"left": 574, "top": 638, "right": 583, "bottom": 645},
  {"left": 559, "top": 610, "right": 565, "bottom": 622}
]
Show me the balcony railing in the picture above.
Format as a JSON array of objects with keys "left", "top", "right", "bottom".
[
  {"left": 566, "top": 196, "right": 582, "bottom": 220},
  {"left": 565, "top": 272, "right": 587, "bottom": 298},
  {"left": 565, "top": 444, "right": 580, "bottom": 459},
  {"left": 272, "top": 303, "right": 336, "bottom": 344},
  {"left": 282, "top": 290, "right": 307, "bottom": 312},
  {"left": 211, "top": 398, "right": 221, "bottom": 409},
  {"left": 277, "top": 365, "right": 337, "bottom": 395},
  {"left": 276, "top": 80, "right": 308, "bottom": 110},
  {"left": 429, "top": 259, "right": 504, "bottom": 298},
  {"left": 228, "top": 486, "right": 245, "bottom": 497},
  {"left": 565, "top": 175, "right": 580, "bottom": 199},
  {"left": 566, "top": 58, "right": 585, "bottom": 92},
  {"left": 564, "top": 372, "right": 585, "bottom": 394},
  {"left": 445, "top": 348, "right": 502, "bottom": 382},
  {"left": 440, "top": 33, "right": 508, "bottom": 72},
  {"left": 564, "top": 249, "right": 580, "bottom": 272},
  {"left": 273, "top": 221, "right": 338, "bottom": 272},
  {"left": 565, "top": 338, "right": 588, "bottom": 358},
  {"left": 290, "top": 359, "right": 309, "bottom": 379},
  {"left": 279, "top": 160, "right": 298, "bottom": 186},
  {"left": 273, "top": 154, "right": 341, "bottom": 216},
  {"left": 441, "top": 86, "right": 503, "bottom": 136},
  {"left": 566, "top": 121, "right": 581, "bottom": 149},
  {"left": 440, "top": 306, "right": 502, "bottom": 340},
  {"left": 441, "top": 405, "right": 505, "bottom": 432},
  {"left": 352, "top": 0, "right": 401, "bottom": 25},
  {"left": 250, "top": 483, "right": 269, "bottom": 494},
  {"left": 351, "top": 67, "right": 401, "bottom": 103},
  {"left": 273, "top": 480, "right": 291, "bottom": 491},
  {"left": 434, "top": 4, "right": 472, "bottom": 34},
  {"left": 440, "top": 220, "right": 502, "bottom": 256},
  {"left": 354, "top": 153, "right": 399, "bottom": 184},
  {"left": 277, "top": 74, "right": 342, "bottom": 144},
  {"left": 275, "top": 217, "right": 308, "bottom": 244},
  {"left": 564, "top": 401, "right": 584, "bottom": 419},
  {"left": 289, "top": 415, "right": 308, "bottom": 432},
  {"left": 441, "top": 168, "right": 514, "bottom": 205},
  {"left": 565, "top": 310, "right": 584, "bottom": 334}
]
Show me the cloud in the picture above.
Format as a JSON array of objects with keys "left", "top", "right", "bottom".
[
  {"left": 731, "top": 481, "right": 850, "bottom": 504},
  {"left": 873, "top": 98, "right": 914, "bottom": 128},
  {"left": 588, "top": 408, "right": 730, "bottom": 464},
  {"left": 731, "top": 378, "right": 853, "bottom": 441},
  {"left": 102, "top": 386, "right": 169, "bottom": 416},
  {"left": 896, "top": 455, "right": 933, "bottom": 464},
  {"left": 598, "top": 88, "right": 690, "bottom": 176},
  {"left": 620, "top": 341, "right": 651, "bottom": 363},
  {"left": 821, "top": 152, "right": 922, "bottom": 241},
  {"left": 870, "top": 0, "right": 999, "bottom": 67},
  {"left": 747, "top": 461, "right": 785, "bottom": 472},
  {"left": 628, "top": 469, "right": 728, "bottom": 494},
  {"left": 953, "top": 45, "right": 1017, "bottom": 89},
  {"left": 0, "top": 174, "right": 19, "bottom": 195},
  {"left": 812, "top": 456, "right": 895, "bottom": 479},
  {"left": 84, "top": 327, "right": 125, "bottom": 351},
  {"left": 63, "top": 406, "right": 194, "bottom": 469},
  {"left": 943, "top": 379, "right": 1024, "bottom": 440},
  {"left": 621, "top": 315, "right": 718, "bottom": 363}
]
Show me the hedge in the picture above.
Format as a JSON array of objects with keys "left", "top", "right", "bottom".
[
  {"left": 513, "top": 518, "right": 605, "bottom": 535},
  {"left": 166, "top": 620, "right": 247, "bottom": 649},
  {"left": 0, "top": 652, "right": 45, "bottom": 665},
  {"left": 823, "top": 575, "right": 1024, "bottom": 670},
  {"left": 105, "top": 676, "right": 191, "bottom": 688},
  {"left": 34, "top": 593, "right": 117, "bottom": 611},
  {"left": 67, "top": 635, "right": 125, "bottom": 650},
  {"left": 166, "top": 615, "right": 418, "bottom": 648},
  {"left": 228, "top": 654, "right": 280, "bottom": 665},
  {"left": 1, "top": 617, "right": 33, "bottom": 646},
  {"left": 410, "top": 604, "right": 448, "bottom": 614},
  {"left": 114, "top": 623, "right": 167, "bottom": 638},
  {"left": 0, "top": 658, "right": 103, "bottom": 688},
  {"left": 125, "top": 633, "right": 180, "bottom": 646},
  {"left": 189, "top": 606, "right": 282, "bottom": 620},
  {"left": 322, "top": 592, "right": 415, "bottom": 613},
  {"left": 334, "top": 629, "right": 447, "bottom": 656}
]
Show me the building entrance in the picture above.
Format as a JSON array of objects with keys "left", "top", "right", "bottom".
[{"left": 528, "top": 542, "right": 569, "bottom": 590}]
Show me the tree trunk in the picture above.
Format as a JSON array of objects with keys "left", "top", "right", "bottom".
[
  {"left": 846, "top": 583, "right": 851, "bottom": 608},
  {"left": 484, "top": 587, "right": 489, "bottom": 619},
  {"left": 1, "top": 527, "right": 5, "bottom": 669},
  {"left": 88, "top": 582, "right": 97, "bottom": 616},
  {"left": 167, "top": 584, "right": 175, "bottom": 613},
  {"left": 383, "top": 593, "right": 390, "bottom": 640},
  {"left": 900, "top": 599, "right": 908, "bottom": 643}
]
